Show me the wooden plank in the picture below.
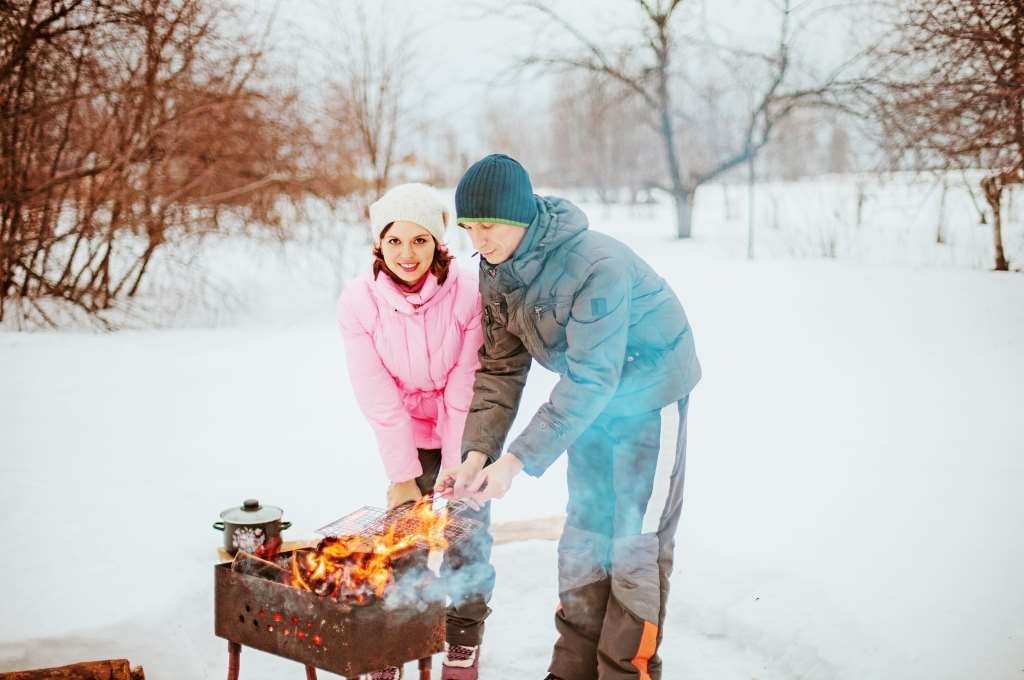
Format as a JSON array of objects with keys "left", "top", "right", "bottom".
[
  {"left": 491, "top": 516, "right": 564, "bottom": 545},
  {"left": 217, "top": 539, "right": 318, "bottom": 563}
]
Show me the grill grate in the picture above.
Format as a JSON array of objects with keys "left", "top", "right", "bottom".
[{"left": 316, "top": 499, "right": 481, "bottom": 548}]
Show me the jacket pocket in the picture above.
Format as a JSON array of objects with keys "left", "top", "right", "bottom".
[
  {"left": 488, "top": 299, "right": 509, "bottom": 326},
  {"left": 530, "top": 297, "right": 570, "bottom": 354},
  {"left": 483, "top": 299, "right": 508, "bottom": 345}
]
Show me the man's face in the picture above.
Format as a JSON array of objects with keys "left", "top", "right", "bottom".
[{"left": 458, "top": 221, "right": 527, "bottom": 265}]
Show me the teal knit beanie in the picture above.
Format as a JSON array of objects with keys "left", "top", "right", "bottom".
[{"left": 455, "top": 154, "right": 538, "bottom": 228}]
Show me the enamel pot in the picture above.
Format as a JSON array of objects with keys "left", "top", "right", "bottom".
[{"left": 213, "top": 499, "right": 292, "bottom": 555}]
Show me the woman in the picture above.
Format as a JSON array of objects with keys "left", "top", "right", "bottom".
[{"left": 337, "top": 183, "right": 491, "bottom": 680}]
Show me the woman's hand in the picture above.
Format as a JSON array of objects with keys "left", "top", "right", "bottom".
[
  {"left": 434, "top": 451, "right": 488, "bottom": 508},
  {"left": 387, "top": 479, "right": 423, "bottom": 510}
]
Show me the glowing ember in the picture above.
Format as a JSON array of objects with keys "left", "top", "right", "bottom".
[{"left": 287, "top": 497, "right": 450, "bottom": 603}]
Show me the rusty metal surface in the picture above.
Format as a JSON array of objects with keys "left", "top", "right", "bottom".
[
  {"left": 316, "top": 501, "right": 481, "bottom": 548},
  {"left": 214, "top": 561, "right": 444, "bottom": 677}
]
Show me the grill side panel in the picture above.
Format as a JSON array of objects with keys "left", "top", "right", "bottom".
[{"left": 214, "top": 563, "right": 444, "bottom": 676}]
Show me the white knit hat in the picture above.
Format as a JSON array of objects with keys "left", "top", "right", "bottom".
[{"left": 369, "top": 183, "right": 449, "bottom": 245}]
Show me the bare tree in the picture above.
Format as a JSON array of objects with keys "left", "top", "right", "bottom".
[
  {"left": 478, "top": 95, "right": 555, "bottom": 181},
  {"left": 497, "top": 0, "right": 829, "bottom": 238},
  {"left": 0, "top": 0, "right": 352, "bottom": 327},
  {"left": 320, "top": 2, "right": 413, "bottom": 201},
  {"left": 873, "top": 0, "right": 1023, "bottom": 271},
  {"left": 545, "top": 70, "right": 660, "bottom": 202},
  {"left": 828, "top": 122, "right": 852, "bottom": 175}
]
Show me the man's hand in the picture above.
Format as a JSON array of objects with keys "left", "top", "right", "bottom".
[
  {"left": 463, "top": 453, "right": 523, "bottom": 506},
  {"left": 434, "top": 451, "right": 489, "bottom": 509},
  {"left": 386, "top": 479, "right": 423, "bottom": 510},
  {"left": 435, "top": 451, "right": 488, "bottom": 496}
]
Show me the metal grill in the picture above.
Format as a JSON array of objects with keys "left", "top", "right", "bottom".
[
  {"left": 215, "top": 555, "right": 443, "bottom": 678},
  {"left": 316, "top": 499, "right": 481, "bottom": 548}
]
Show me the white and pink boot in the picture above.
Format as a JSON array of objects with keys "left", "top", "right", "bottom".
[{"left": 441, "top": 642, "right": 480, "bottom": 680}]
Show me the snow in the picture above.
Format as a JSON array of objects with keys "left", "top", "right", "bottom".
[
  {"left": 693, "top": 172, "right": 1024, "bottom": 269},
  {"left": 2, "top": 199, "right": 1023, "bottom": 679}
]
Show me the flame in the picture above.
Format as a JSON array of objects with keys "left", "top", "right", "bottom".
[{"left": 287, "top": 497, "right": 449, "bottom": 602}]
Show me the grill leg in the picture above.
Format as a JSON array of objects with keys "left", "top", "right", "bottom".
[
  {"left": 227, "top": 641, "right": 241, "bottom": 680},
  {"left": 304, "top": 665, "right": 317, "bottom": 680},
  {"left": 418, "top": 656, "right": 431, "bottom": 679}
]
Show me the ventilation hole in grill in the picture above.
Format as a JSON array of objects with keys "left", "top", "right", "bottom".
[
  {"left": 245, "top": 604, "right": 251, "bottom": 613},
  {"left": 253, "top": 620, "right": 259, "bottom": 629},
  {"left": 238, "top": 614, "right": 244, "bottom": 623}
]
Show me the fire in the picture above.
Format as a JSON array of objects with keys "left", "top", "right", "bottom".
[{"left": 287, "top": 497, "right": 449, "bottom": 603}]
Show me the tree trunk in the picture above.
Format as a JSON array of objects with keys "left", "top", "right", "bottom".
[
  {"left": 981, "top": 176, "right": 1010, "bottom": 271},
  {"left": 672, "top": 188, "right": 693, "bottom": 239},
  {"left": 126, "top": 239, "right": 160, "bottom": 298},
  {"left": 746, "top": 152, "right": 756, "bottom": 259},
  {"left": 653, "top": 29, "right": 690, "bottom": 241},
  {"left": 936, "top": 177, "right": 948, "bottom": 244}
]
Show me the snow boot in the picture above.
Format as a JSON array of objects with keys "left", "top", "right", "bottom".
[
  {"left": 360, "top": 667, "right": 402, "bottom": 680},
  {"left": 441, "top": 642, "right": 479, "bottom": 680}
]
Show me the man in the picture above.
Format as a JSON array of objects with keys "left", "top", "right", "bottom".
[{"left": 437, "top": 154, "right": 701, "bottom": 680}]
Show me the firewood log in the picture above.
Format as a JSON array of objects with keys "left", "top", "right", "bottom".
[
  {"left": 231, "top": 550, "right": 288, "bottom": 581},
  {"left": 0, "top": 659, "right": 145, "bottom": 680}
]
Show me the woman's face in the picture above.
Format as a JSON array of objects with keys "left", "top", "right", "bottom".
[{"left": 379, "top": 220, "right": 436, "bottom": 283}]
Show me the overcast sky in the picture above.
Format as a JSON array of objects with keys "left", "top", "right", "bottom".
[{"left": 232, "top": 0, "right": 873, "bottom": 159}]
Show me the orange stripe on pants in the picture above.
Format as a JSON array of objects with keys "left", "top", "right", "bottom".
[{"left": 630, "top": 620, "right": 659, "bottom": 680}]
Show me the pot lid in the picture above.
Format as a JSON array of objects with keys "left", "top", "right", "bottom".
[{"left": 219, "top": 499, "right": 284, "bottom": 524}]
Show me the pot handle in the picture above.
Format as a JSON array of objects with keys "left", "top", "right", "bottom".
[
  {"left": 280, "top": 521, "right": 292, "bottom": 531},
  {"left": 213, "top": 522, "right": 225, "bottom": 531}
]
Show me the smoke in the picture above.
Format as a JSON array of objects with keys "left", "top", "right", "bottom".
[{"left": 381, "top": 510, "right": 496, "bottom": 614}]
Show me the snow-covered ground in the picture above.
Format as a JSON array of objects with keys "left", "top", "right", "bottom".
[
  {"left": 694, "top": 171, "right": 1024, "bottom": 269},
  {"left": 2, "top": 201, "right": 1022, "bottom": 679}
]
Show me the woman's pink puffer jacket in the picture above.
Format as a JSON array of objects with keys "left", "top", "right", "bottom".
[{"left": 337, "top": 265, "right": 483, "bottom": 482}]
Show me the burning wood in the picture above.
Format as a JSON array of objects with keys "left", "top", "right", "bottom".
[
  {"left": 231, "top": 551, "right": 289, "bottom": 581},
  {"left": 289, "top": 497, "right": 449, "bottom": 603},
  {"left": 233, "top": 497, "right": 452, "bottom": 604}
]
